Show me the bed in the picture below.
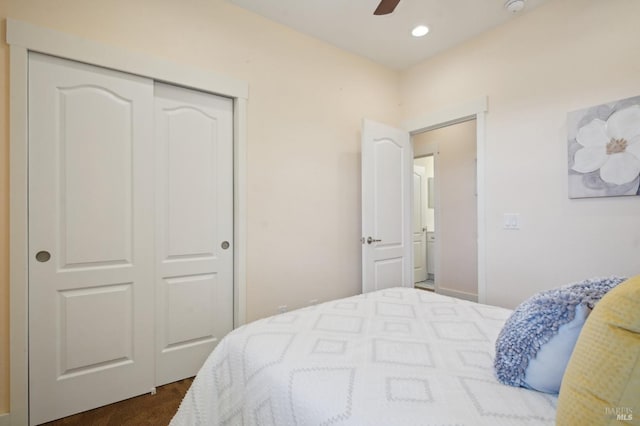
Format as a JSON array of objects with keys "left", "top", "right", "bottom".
[{"left": 171, "top": 287, "right": 557, "bottom": 425}]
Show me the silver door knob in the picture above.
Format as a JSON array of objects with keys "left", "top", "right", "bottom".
[{"left": 366, "top": 237, "right": 382, "bottom": 244}]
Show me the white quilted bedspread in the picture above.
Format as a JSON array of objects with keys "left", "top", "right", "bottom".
[{"left": 171, "top": 288, "right": 556, "bottom": 426}]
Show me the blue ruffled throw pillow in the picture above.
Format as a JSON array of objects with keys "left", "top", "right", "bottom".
[{"left": 494, "top": 276, "right": 626, "bottom": 394}]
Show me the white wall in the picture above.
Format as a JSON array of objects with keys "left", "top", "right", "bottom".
[{"left": 401, "top": 0, "right": 640, "bottom": 309}]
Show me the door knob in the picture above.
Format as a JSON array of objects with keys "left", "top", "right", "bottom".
[
  {"left": 366, "top": 236, "right": 382, "bottom": 244},
  {"left": 36, "top": 251, "right": 51, "bottom": 262}
]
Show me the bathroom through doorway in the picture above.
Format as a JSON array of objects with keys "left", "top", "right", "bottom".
[{"left": 412, "top": 119, "right": 478, "bottom": 300}]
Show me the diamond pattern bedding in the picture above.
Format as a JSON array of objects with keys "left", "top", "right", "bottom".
[{"left": 171, "top": 288, "right": 556, "bottom": 425}]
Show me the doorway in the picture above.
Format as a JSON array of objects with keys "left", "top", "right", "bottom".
[
  {"left": 361, "top": 96, "right": 486, "bottom": 302},
  {"left": 413, "top": 155, "right": 435, "bottom": 291},
  {"left": 412, "top": 119, "right": 478, "bottom": 300}
]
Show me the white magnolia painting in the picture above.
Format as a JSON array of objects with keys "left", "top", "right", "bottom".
[{"left": 568, "top": 95, "right": 640, "bottom": 198}]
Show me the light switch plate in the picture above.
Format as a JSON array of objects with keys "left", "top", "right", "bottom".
[{"left": 503, "top": 213, "right": 520, "bottom": 230}]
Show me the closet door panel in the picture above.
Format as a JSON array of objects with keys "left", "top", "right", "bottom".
[
  {"left": 28, "top": 53, "right": 155, "bottom": 425},
  {"left": 165, "top": 106, "right": 218, "bottom": 258},
  {"left": 60, "top": 86, "right": 133, "bottom": 266},
  {"left": 154, "top": 82, "right": 234, "bottom": 385}
]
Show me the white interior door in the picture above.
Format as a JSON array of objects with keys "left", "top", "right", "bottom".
[
  {"left": 154, "top": 83, "right": 234, "bottom": 385},
  {"left": 361, "top": 119, "right": 412, "bottom": 293},
  {"left": 28, "top": 53, "right": 155, "bottom": 424},
  {"left": 412, "top": 165, "right": 427, "bottom": 283}
]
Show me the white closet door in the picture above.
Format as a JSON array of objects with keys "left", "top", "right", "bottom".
[
  {"left": 154, "top": 83, "right": 234, "bottom": 385},
  {"left": 28, "top": 53, "right": 155, "bottom": 424}
]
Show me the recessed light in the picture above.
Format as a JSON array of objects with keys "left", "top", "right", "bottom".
[
  {"left": 411, "top": 25, "right": 429, "bottom": 38},
  {"left": 504, "top": 0, "right": 525, "bottom": 13}
]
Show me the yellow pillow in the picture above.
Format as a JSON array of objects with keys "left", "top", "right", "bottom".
[{"left": 556, "top": 275, "right": 640, "bottom": 425}]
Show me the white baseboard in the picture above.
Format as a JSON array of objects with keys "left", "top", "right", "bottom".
[
  {"left": 0, "top": 412, "right": 11, "bottom": 426},
  {"left": 437, "top": 287, "right": 478, "bottom": 302}
]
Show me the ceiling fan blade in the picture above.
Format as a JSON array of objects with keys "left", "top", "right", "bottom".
[{"left": 374, "top": 0, "right": 401, "bottom": 15}]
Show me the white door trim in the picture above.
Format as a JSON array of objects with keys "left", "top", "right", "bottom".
[
  {"left": 8, "top": 18, "right": 248, "bottom": 425},
  {"left": 402, "top": 97, "right": 488, "bottom": 304}
]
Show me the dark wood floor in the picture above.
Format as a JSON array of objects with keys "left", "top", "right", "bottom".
[{"left": 42, "top": 377, "right": 193, "bottom": 426}]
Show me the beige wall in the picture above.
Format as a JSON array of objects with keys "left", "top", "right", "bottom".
[
  {"left": 414, "top": 121, "right": 478, "bottom": 298},
  {"left": 0, "top": 0, "right": 401, "bottom": 414},
  {"left": 402, "top": 0, "right": 640, "bottom": 309}
]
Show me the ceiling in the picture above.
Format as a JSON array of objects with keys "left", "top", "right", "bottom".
[{"left": 228, "top": 0, "right": 550, "bottom": 70}]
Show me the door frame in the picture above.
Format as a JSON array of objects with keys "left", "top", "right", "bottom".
[
  {"left": 7, "top": 19, "right": 249, "bottom": 425},
  {"left": 402, "top": 97, "right": 487, "bottom": 303}
]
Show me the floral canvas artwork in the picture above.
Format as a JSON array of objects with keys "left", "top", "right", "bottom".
[{"left": 567, "top": 95, "right": 640, "bottom": 198}]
